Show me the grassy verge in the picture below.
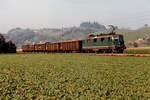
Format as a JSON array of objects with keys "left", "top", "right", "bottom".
[{"left": 124, "top": 48, "right": 150, "bottom": 54}]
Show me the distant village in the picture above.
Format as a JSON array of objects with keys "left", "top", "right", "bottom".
[{"left": 127, "top": 37, "right": 150, "bottom": 47}]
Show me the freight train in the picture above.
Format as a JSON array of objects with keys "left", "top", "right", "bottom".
[{"left": 22, "top": 33, "right": 126, "bottom": 53}]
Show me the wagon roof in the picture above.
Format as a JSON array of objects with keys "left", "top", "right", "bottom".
[
  {"left": 60, "top": 39, "right": 81, "bottom": 43},
  {"left": 84, "top": 34, "right": 122, "bottom": 40},
  {"left": 34, "top": 43, "right": 45, "bottom": 45}
]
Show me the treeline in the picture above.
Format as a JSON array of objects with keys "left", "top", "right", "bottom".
[{"left": 0, "top": 34, "right": 16, "bottom": 53}]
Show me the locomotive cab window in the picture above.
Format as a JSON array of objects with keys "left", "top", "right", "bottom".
[
  {"left": 119, "top": 36, "right": 124, "bottom": 42},
  {"left": 114, "top": 36, "right": 119, "bottom": 42}
]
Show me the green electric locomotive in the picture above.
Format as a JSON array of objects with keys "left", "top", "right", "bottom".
[{"left": 82, "top": 33, "right": 126, "bottom": 53}]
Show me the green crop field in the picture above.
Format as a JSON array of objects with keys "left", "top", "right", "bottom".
[
  {"left": 0, "top": 54, "right": 150, "bottom": 99},
  {"left": 124, "top": 49, "right": 150, "bottom": 54},
  {"left": 124, "top": 48, "right": 150, "bottom": 54}
]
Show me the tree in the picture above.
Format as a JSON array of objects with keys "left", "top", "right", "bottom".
[
  {"left": 0, "top": 33, "right": 5, "bottom": 44},
  {"left": 80, "top": 22, "right": 106, "bottom": 30},
  {"left": 0, "top": 34, "right": 5, "bottom": 53},
  {"left": 144, "top": 24, "right": 148, "bottom": 27},
  {"left": 0, "top": 34, "right": 16, "bottom": 53},
  {"left": 133, "top": 42, "right": 138, "bottom": 48},
  {"left": 6, "top": 41, "right": 16, "bottom": 53}
]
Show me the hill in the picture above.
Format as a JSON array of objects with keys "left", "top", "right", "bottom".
[
  {"left": 4, "top": 22, "right": 106, "bottom": 48},
  {"left": 116, "top": 27, "right": 150, "bottom": 42}
]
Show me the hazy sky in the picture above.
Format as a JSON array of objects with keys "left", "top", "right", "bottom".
[{"left": 0, "top": 0, "right": 150, "bottom": 33}]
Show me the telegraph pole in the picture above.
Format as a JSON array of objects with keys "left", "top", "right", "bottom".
[{"left": 61, "top": 25, "right": 64, "bottom": 42}]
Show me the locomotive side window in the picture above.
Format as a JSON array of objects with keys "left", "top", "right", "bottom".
[
  {"left": 101, "top": 38, "right": 104, "bottom": 42},
  {"left": 93, "top": 38, "right": 97, "bottom": 43},
  {"left": 108, "top": 37, "right": 112, "bottom": 42}
]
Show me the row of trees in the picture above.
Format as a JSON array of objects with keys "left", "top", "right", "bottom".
[{"left": 0, "top": 34, "right": 16, "bottom": 53}]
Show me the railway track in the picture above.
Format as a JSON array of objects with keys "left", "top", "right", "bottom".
[
  {"left": 97, "top": 53, "right": 150, "bottom": 57},
  {"left": 62, "top": 53, "right": 150, "bottom": 57},
  {"left": 20, "top": 51, "right": 150, "bottom": 57},
  {"left": 56, "top": 52, "right": 150, "bottom": 57}
]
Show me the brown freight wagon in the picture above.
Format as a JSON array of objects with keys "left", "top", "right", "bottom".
[
  {"left": 46, "top": 42, "right": 60, "bottom": 52},
  {"left": 22, "top": 45, "right": 28, "bottom": 52},
  {"left": 34, "top": 43, "right": 46, "bottom": 52},
  {"left": 29, "top": 45, "right": 35, "bottom": 52},
  {"left": 22, "top": 45, "right": 35, "bottom": 52},
  {"left": 60, "top": 40, "right": 82, "bottom": 52}
]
